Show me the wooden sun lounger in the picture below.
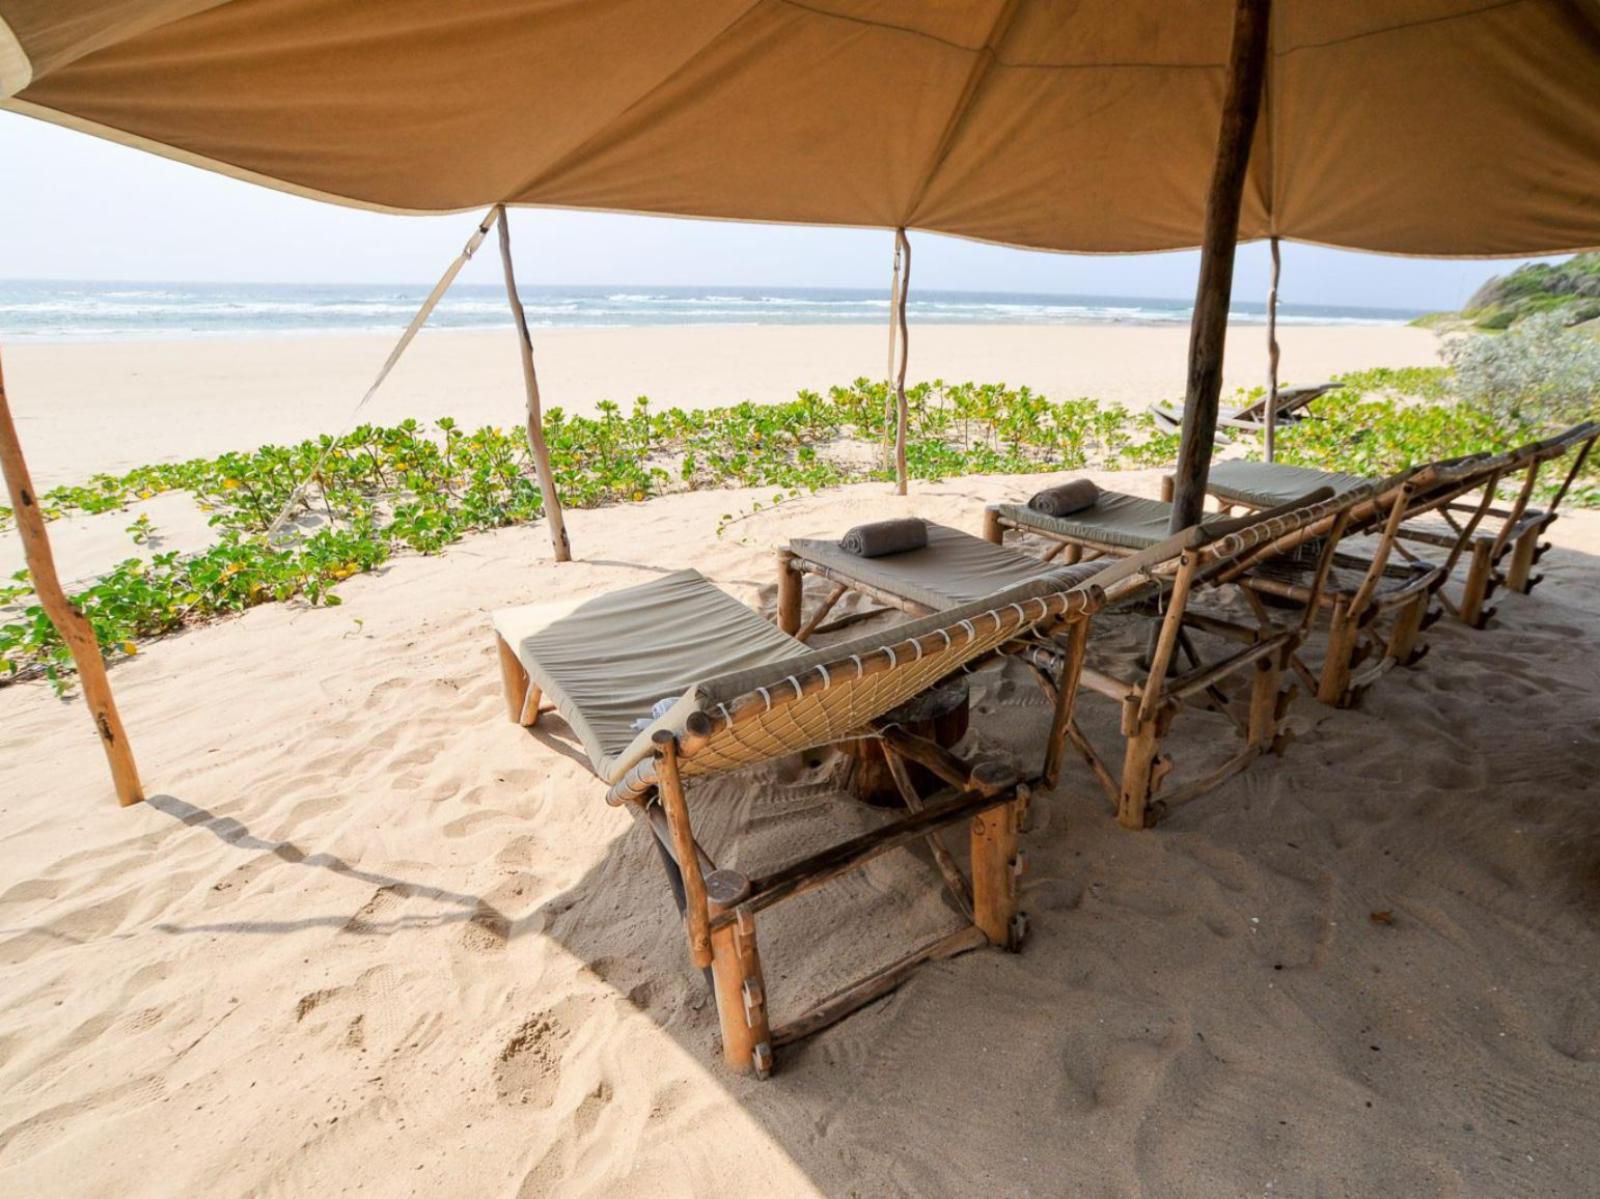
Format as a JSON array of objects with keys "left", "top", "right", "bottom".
[
  {"left": 780, "top": 494, "right": 1344, "bottom": 830},
  {"left": 1148, "top": 381, "right": 1341, "bottom": 441},
  {"left": 1182, "top": 455, "right": 1510, "bottom": 703},
  {"left": 1202, "top": 422, "right": 1599, "bottom": 629},
  {"left": 493, "top": 567, "right": 1101, "bottom": 1077}
]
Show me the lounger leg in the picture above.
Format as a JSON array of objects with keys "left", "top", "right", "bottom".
[
  {"left": 971, "top": 787, "right": 1026, "bottom": 950},
  {"left": 981, "top": 507, "right": 1004, "bottom": 545},
  {"left": 1387, "top": 592, "right": 1431, "bottom": 667},
  {"left": 1042, "top": 619, "right": 1091, "bottom": 790},
  {"left": 1117, "top": 713, "right": 1164, "bottom": 830},
  {"left": 708, "top": 887, "right": 773, "bottom": 1078},
  {"left": 776, "top": 549, "right": 803, "bottom": 635},
  {"left": 1458, "top": 538, "right": 1496, "bottom": 629},
  {"left": 1160, "top": 475, "right": 1174, "bottom": 503},
  {"left": 495, "top": 634, "right": 540, "bottom": 726},
  {"left": 1317, "top": 599, "right": 1358, "bottom": 706},
  {"left": 1506, "top": 525, "right": 1543, "bottom": 594},
  {"left": 1245, "top": 650, "right": 1285, "bottom": 751}
]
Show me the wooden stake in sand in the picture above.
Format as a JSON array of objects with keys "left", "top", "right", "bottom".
[
  {"left": 495, "top": 205, "right": 572, "bottom": 563},
  {"left": 1168, "top": 0, "right": 1272, "bottom": 531},
  {"left": 0, "top": 351, "right": 144, "bottom": 807},
  {"left": 892, "top": 226, "right": 911, "bottom": 497},
  {"left": 1264, "top": 235, "right": 1282, "bottom": 463}
]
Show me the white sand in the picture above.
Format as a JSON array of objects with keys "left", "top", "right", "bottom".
[
  {"left": 1, "top": 322, "right": 1442, "bottom": 486},
  {"left": 5, "top": 325, "right": 1598, "bottom": 1196}
]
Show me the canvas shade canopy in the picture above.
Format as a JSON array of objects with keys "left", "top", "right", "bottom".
[{"left": 1, "top": 0, "right": 1598, "bottom": 256}]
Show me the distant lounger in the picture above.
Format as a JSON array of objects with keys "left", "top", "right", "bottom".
[
  {"left": 1201, "top": 421, "right": 1600, "bottom": 628},
  {"left": 991, "top": 462, "right": 1494, "bottom": 710},
  {"left": 493, "top": 566, "right": 1101, "bottom": 1076},
  {"left": 1148, "top": 381, "right": 1342, "bottom": 440},
  {"left": 780, "top": 495, "right": 1344, "bottom": 830}
]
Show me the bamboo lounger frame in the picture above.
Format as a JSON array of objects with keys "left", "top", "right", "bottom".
[
  {"left": 781, "top": 495, "right": 1350, "bottom": 829},
  {"left": 498, "top": 581, "right": 1101, "bottom": 1076},
  {"left": 1390, "top": 424, "right": 1598, "bottom": 628},
  {"left": 1152, "top": 461, "right": 1493, "bottom": 707},
  {"left": 1195, "top": 426, "right": 1598, "bottom": 633}
]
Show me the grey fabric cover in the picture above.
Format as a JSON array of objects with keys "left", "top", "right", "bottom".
[
  {"left": 1206, "top": 460, "right": 1371, "bottom": 508},
  {"left": 790, "top": 522, "right": 1100, "bottom": 611},
  {"left": 995, "top": 490, "right": 1176, "bottom": 551},
  {"left": 497, "top": 559, "right": 1104, "bottom": 787},
  {"left": 1027, "top": 478, "right": 1100, "bottom": 518},
  {"left": 693, "top": 563, "right": 1103, "bottom": 710},
  {"left": 495, "top": 569, "right": 812, "bottom": 779},
  {"left": 839, "top": 517, "right": 927, "bottom": 558}
]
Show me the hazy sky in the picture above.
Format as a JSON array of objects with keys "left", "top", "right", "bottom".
[{"left": 0, "top": 111, "right": 1558, "bottom": 312}]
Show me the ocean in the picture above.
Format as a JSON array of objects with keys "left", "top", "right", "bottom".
[{"left": 0, "top": 280, "right": 1420, "bottom": 342}]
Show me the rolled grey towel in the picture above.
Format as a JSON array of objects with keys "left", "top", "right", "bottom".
[
  {"left": 839, "top": 517, "right": 928, "bottom": 558},
  {"left": 1027, "top": 479, "right": 1100, "bottom": 517}
]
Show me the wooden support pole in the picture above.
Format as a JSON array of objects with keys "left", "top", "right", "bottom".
[
  {"left": 0, "top": 353, "right": 144, "bottom": 807},
  {"left": 1168, "top": 0, "right": 1273, "bottom": 532},
  {"left": 495, "top": 633, "right": 541, "bottom": 726},
  {"left": 495, "top": 205, "right": 572, "bottom": 563},
  {"left": 653, "top": 732, "right": 713, "bottom": 969},
  {"left": 892, "top": 227, "right": 911, "bottom": 497},
  {"left": 1043, "top": 618, "right": 1091, "bottom": 791},
  {"left": 1264, "top": 235, "right": 1282, "bottom": 462},
  {"left": 1317, "top": 597, "right": 1358, "bottom": 705},
  {"left": 885, "top": 234, "right": 902, "bottom": 472},
  {"left": 775, "top": 549, "right": 803, "bottom": 634},
  {"left": 706, "top": 872, "right": 772, "bottom": 1077},
  {"left": 1505, "top": 526, "right": 1542, "bottom": 594},
  {"left": 1458, "top": 538, "right": 1496, "bottom": 629},
  {"left": 970, "top": 787, "right": 1025, "bottom": 949},
  {"left": 1245, "top": 649, "right": 1283, "bottom": 750}
]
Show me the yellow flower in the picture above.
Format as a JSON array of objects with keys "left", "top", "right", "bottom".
[
  {"left": 121, "top": 641, "right": 138, "bottom": 656},
  {"left": 222, "top": 479, "right": 240, "bottom": 490}
]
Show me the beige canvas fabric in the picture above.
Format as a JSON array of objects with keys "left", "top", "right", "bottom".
[{"left": 2, "top": 1, "right": 1596, "bottom": 255}]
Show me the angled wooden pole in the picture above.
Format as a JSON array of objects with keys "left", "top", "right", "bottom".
[
  {"left": 892, "top": 227, "right": 912, "bottom": 497},
  {"left": 1168, "top": 0, "right": 1273, "bottom": 532},
  {"left": 884, "top": 235, "right": 902, "bottom": 472},
  {"left": 1264, "top": 235, "right": 1282, "bottom": 462},
  {"left": 495, "top": 205, "right": 572, "bottom": 563},
  {"left": 0, "top": 352, "right": 144, "bottom": 806}
]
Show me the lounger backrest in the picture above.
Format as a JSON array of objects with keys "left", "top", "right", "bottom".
[
  {"left": 1271, "top": 382, "right": 1341, "bottom": 419},
  {"left": 603, "top": 573, "right": 1104, "bottom": 802}
]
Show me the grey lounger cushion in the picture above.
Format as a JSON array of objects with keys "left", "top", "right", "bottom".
[
  {"left": 994, "top": 490, "right": 1176, "bottom": 551},
  {"left": 1206, "top": 460, "right": 1371, "bottom": 508},
  {"left": 495, "top": 569, "right": 812, "bottom": 779},
  {"left": 497, "top": 563, "right": 1104, "bottom": 787},
  {"left": 790, "top": 522, "right": 1102, "bottom": 611}
]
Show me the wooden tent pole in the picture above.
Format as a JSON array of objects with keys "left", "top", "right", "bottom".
[
  {"left": 0, "top": 352, "right": 144, "bottom": 806},
  {"left": 884, "top": 235, "right": 901, "bottom": 472},
  {"left": 1264, "top": 235, "right": 1281, "bottom": 462},
  {"left": 1167, "top": 0, "right": 1273, "bottom": 531},
  {"left": 495, "top": 205, "right": 572, "bottom": 563},
  {"left": 893, "top": 227, "right": 911, "bottom": 497}
]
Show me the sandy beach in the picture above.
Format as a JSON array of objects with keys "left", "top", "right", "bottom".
[
  {"left": 1, "top": 323, "right": 1441, "bottom": 486},
  {"left": 3, "top": 323, "right": 1597, "bottom": 1197}
]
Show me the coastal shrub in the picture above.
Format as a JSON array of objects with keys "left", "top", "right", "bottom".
[
  {"left": 1263, "top": 360, "right": 1597, "bottom": 505},
  {"left": 1444, "top": 313, "right": 1600, "bottom": 433},
  {"left": 0, "top": 380, "right": 1176, "bottom": 687}
]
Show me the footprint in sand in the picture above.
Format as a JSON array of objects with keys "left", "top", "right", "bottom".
[
  {"left": 493, "top": 997, "right": 591, "bottom": 1108},
  {"left": 457, "top": 901, "right": 511, "bottom": 953}
]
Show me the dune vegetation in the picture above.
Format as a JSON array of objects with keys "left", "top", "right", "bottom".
[{"left": 3, "top": 350, "right": 1596, "bottom": 691}]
